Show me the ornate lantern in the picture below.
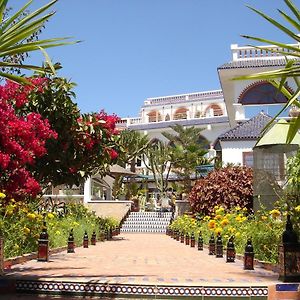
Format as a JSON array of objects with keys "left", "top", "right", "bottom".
[
  {"left": 190, "top": 232, "right": 195, "bottom": 248},
  {"left": 38, "top": 222, "right": 49, "bottom": 262},
  {"left": 208, "top": 234, "right": 215, "bottom": 255},
  {"left": 279, "top": 215, "right": 300, "bottom": 282},
  {"left": 180, "top": 232, "right": 185, "bottom": 243},
  {"left": 244, "top": 238, "right": 254, "bottom": 270},
  {"left": 226, "top": 236, "right": 235, "bottom": 262},
  {"left": 185, "top": 233, "right": 190, "bottom": 245},
  {"left": 67, "top": 229, "right": 75, "bottom": 253},
  {"left": 83, "top": 230, "right": 89, "bottom": 248},
  {"left": 216, "top": 233, "right": 223, "bottom": 258},
  {"left": 91, "top": 231, "right": 96, "bottom": 245},
  {"left": 198, "top": 232, "right": 203, "bottom": 251}
]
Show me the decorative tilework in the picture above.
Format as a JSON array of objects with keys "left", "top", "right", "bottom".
[{"left": 16, "top": 280, "right": 269, "bottom": 297}]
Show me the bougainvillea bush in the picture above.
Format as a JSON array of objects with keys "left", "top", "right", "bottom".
[
  {"left": 0, "top": 77, "right": 120, "bottom": 200},
  {"left": 0, "top": 78, "right": 57, "bottom": 200},
  {"left": 189, "top": 166, "right": 253, "bottom": 215}
]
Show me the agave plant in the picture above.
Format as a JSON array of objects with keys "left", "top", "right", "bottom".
[
  {"left": 235, "top": 0, "right": 300, "bottom": 143},
  {"left": 0, "top": 0, "right": 76, "bottom": 83}
]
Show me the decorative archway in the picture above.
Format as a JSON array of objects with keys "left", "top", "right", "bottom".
[
  {"left": 147, "top": 110, "right": 162, "bottom": 122},
  {"left": 204, "top": 104, "right": 223, "bottom": 117},
  {"left": 238, "top": 81, "right": 289, "bottom": 105},
  {"left": 173, "top": 107, "right": 188, "bottom": 120}
]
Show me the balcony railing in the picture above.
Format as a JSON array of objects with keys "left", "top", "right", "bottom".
[{"left": 231, "top": 43, "right": 300, "bottom": 61}]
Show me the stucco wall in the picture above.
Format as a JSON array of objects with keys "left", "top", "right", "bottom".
[
  {"left": 85, "top": 201, "right": 132, "bottom": 221},
  {"left": 220, "top": 140, "right": 255, "bottom": 165}
]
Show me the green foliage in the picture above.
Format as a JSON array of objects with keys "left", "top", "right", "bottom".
[
  {"left": 0, "top": 0, "right": 77, "bottom": 84},
  {"left": 162, "top": 124, "right": 210, "bottom": 193},
  {"left": 189, "top": 166, "right": 253, "bottom": 216},
  {"left": 143, "top": 139, "right": 174, "bottom": 193},
  {"left": 235, "top": 0, "right": 300, "bottom": 143},
  {"left": 25, "top": 77, "right": 120, "bottom": 188},
  {"left": 0, "top": 198, "right": 118, "bottom": 259}
]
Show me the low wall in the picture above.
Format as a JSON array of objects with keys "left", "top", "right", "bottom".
[
  {"left": 85, "top": 200, "right": 132, "bottom": 221},
  {"left": 175, "top": 200, "right": 191, "bottom": 216}
]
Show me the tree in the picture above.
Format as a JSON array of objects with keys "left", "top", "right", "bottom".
[
  {"left": 113, "top": 130, "right": 150, "bottom": 198},
  {"left": 143, "top": 140, "right": 174, "bottom": 193},
  {"left": 0, "top": 78, "right": 57, "bottom": 200},
  {"left": 26, "top": 77, "right": 120, "bottom": 187},
  {"left": 0, "top": 0, "right": 76, "bottom": 83},
  {"left": 235, "top": 0, "right": 300, "bottom": 143},
  {"left": 162, "top": 124, "right": 210, "bottom": 193}
]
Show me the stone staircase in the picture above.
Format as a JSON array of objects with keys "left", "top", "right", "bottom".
[{"left": 120, "top": 211, "right": 172, "bottom": 233}]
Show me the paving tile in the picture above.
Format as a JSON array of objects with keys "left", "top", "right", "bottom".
[{"left": 5, "top": 233, "right": 279, "bottom": 288}]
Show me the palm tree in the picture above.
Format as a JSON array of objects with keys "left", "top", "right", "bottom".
[
  {"left": 113, "top": 129, "right": 150, "bottom": 199},
  {"left": 235, "top": 0, "right": 300, "bottom": 143},
  {"left": 143, "top": 139, "right": 174, "bottom": 193},
  {"left": 162, "top": 124, "right": 210, "bottom": 193},
  {"left": 0, "top": 0, "right": 76, "bottom": 83}
]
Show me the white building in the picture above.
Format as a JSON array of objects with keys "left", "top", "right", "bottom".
[{"left": 117, "top": 90, "right": 230, "bottom": 147}]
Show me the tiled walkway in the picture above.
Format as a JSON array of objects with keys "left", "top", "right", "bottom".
[{"left": 3, "top": 233, "right": 280, "bottom": 298}]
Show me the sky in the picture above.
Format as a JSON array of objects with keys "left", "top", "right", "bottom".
[{"left": 9, "top": 0, "right": 298, "bottom": 118}]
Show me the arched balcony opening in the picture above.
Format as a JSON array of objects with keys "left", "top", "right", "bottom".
[
  {"left": 147, "top": 110, "right": 162, "bottom": 123},
  {"left": 204, "top": 104, "right": 223, "bottom": 117},
  {"left": 173, "top": 107, "right": 188, "bottom": 120}
]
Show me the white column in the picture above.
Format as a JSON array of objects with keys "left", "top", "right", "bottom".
[{"left": 84, "top": 177, "right": 92, "bottom": 203}]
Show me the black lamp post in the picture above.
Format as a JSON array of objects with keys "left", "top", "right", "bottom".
[
  {"left": 198, "top": 232, "right": 203, "bottom": 251},
  {"left": 226, "top": 236, "right": 235, "bottom": 263},
  {"left": 216, "top": 233, "right": 223, "bottom": 258},
  {"left": 185, "top": 233, "right": 190, "bottom": 245},
  {"left": 190, "top": 232, "right": 195, "bottom": 248},
  {"left": 180, "top": 231, "right": 185, "bottom": 243},
  {"left": 208, "top": 233, "right": 215, "bottom": 255},
  {"left": 37, "top": 221, "right": 49, "bottom": 262},
  {"left": 67, "top": 229, "right": 75, "bottom": 253},
  {"left": 278, "top": 215, "right": 300, "bottom": 282},
  {"left": 91, "top": 231, "right": 96, "bottom": 245},
  {"left": 83, "top": 230, "right": 89, "bottom": 248},
  {"left": 244, "top": 238, "right": 254, "bottom": 270}
]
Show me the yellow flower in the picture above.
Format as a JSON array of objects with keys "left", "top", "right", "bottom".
[
  {"left": 208, "top": 220, "right": 216, "bottom": 229},
  {"left": 215, "top": 207, "right": 224, "bottom": 215},
  {"left": 220, "top": 218, "right": 229, "bottom": 227},
  {"left": 215, "top": 227, "right": 223, "bottom": 235},
  {"left": 55, "top": 230, "right": 61, "bottom": 235},
  {"left": 47, "top": 212, "right": 55, "bottom": 219},
  {"left": 235, "top": 206, "right": 241, "bottom": 211},
  {"left": 235, "top": 215, "right": 242, "bottom": 222},
  {"left": 235, "top": 232, "right": 241, "bottom": 238},
  {"left": 269, "top": 209, "right": 281, "bottom": 219},
  {"left": 203, "top": 216, "right": 210, "bottom": 221},
  {"left": 0, "top": 192, "right": 6, "bottom": 199},
  {"left": 261, "top": 216, "right": 268, "bottom": 221},
  {"left": 23, "top": 227, "right": 31, "bottom": 235},
  {"left": 27, "top": 213, "right": 36, "bottom": 220},
  {"left": 13, "top": 244, "right": 20, "bottom": 250},
  {"left": 295, "top": 205, "right": 300, "bottom": 213},
  {"left": 215, "top": 214, "right": 222, "bottom": 220},
  {"left": 228, "top": 226, "right": 236, "bottom": 234}
]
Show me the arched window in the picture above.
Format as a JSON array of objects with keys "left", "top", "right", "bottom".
[
  {"left": 238, "top": 81, "right": 288, "bottom": 105},
  {"left": 147, "top": 110, "right": 162, "bottom": 123},
  {"left": 204, "top": 104, "right": 223, "bottom": 117},
  {"left": 173, "top": 107, "right": 188, "bottom": 120}
]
